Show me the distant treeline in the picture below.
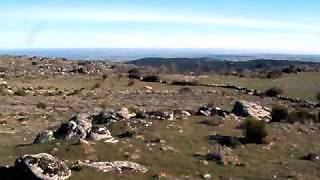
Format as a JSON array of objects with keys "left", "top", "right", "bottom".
[{"left": 126, "top": 57, "right": 320, "bottom": 74}]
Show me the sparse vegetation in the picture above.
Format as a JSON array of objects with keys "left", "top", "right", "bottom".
[
  {"left": 36, "top": 102, "right": 47, "bottom": 109},
  {"left": 127, "top": 80, "right": 135, "bottom": 87},
  {"left": 271, "top": 106, "right": 289, "bottom": 122},
  {"left": 0, "top": 55, "right": 320, "bottom": 179},
  {"left": 14, "top": 89, "right": 27, "bottom": 96},
  {"left": 178, "top": 87, "right": 193, "bottom": 93},
  {"left": 286, "top": 109, "right": 318, "bottom": 124},
  {"left": 102, "top": 73, "right": 108, "bottom": 80},
  {"left": 171, "top": 80, "right": 199, "bottom": 86},
  {"left": 264, "top": 87, "right": 283, "bottom": 97},
  {"left": 93, "top": 82, "right": 101, "bottom": 89},
  {"left": 243, "top": 117, "right": 268, "bottom": 144},
  {"left": 142, "top": 75, "right": 160, "bottom": 82}
]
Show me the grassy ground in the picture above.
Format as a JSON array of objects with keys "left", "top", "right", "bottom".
[
  {"left": 199, "top": 72, "right": 320, "bottom": 101},
  {"left": 0, "top": 72, "right": 319, "bottom": 179},
  {"left": 1, "top": 116, "right": 320, "bottom": 179}
]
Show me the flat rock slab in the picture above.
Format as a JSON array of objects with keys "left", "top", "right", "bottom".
[{"left": 78, "top": 160, "right": 148, "bottom": 174}]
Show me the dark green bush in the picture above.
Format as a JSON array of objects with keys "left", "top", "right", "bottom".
[
  {"left": 271, "top": 106, "right": 289, "bottom": 122},
  {"left": 286, "top": 109, "right": 318, "bottom": 124},
  {"left": 171, "top": 80, "right": 199, "bottom": 86},
  {"left": 14, "top": 89, "right": 27, "bottom": 96},
  {"left": 128, "top": 68, "right": 140, "bottom": 74},
  {"left": 243, "top": 117, "right": 268, "bottom": 144},
  {"left": 36, "top": 102, "right": 47, "bottom": 109},
  {"left": 265, "top": 87, "right": 283, "bottom": 97},
  {"left": 142, "top": 75, "right": 160, "bottom": 82}
]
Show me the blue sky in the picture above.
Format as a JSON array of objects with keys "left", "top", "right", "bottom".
[{"left": 1, "top": 0, "right": 320, "bottom": 53}]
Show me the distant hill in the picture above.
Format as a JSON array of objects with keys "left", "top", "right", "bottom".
[{"left": 126, "top": 57, "right": 320, "bottom": 73}]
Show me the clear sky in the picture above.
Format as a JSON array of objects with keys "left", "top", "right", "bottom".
[{"left": 1, "top": 0, "right": 320, "bottom": 54}]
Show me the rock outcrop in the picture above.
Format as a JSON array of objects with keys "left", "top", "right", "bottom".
[
  {"left": 232, "top": 100, "right": 271, "bottom": 121},
  {"left": 34, "top": 112, "right": 117, "bottom": 144},
  {"left": 197, "top": 106, "right": 230, "bottom": 118},
  {"left": 15, "top": 153, "right": 71, "bottom": 180},
  {"left": 33, "top": 130, "right": 55, "bottom": 144}
]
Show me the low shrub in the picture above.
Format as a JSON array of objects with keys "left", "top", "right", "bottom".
[
  {"left": 142, "top": 75, "right": 160, "bottom": 82},
  {"left": 102, "top": 73, "right": 108, "bottom": 80},
  {"left": 93, "top": 82, "right": 101, "bottom": 89},
  {"left": 179, "top": 87, "right": 193, "bottom": 93},
  {"left": 128, "top": 73, "right": 141, "bottom": 79},
  {"left": 128, "top": 80, "right": 135, "bottom": 87},
  {"left": 36, "top": 102, "right": 47, "bottom": 109},
  {"left": 271, "top": 106, "right": 289, "bottom": 122},
  {"left": 171, "top": 80, "right": 199, "bottom": 86},
  {"left": 286, "top": 109, "right": 318, "bottom": 124},
  {"left": 265, "top": 87, "right": 283, "bottom": 97},
  {"left": 128, "top": 68, "right": 140, "bottom": 74},
  {"left": 14, "top": 89, "right": 27, "bottom": 96},
  {"left": 243, "top": 117, "right": 268, "bottom": 144},
  {"left": 266, "top": 70, "right": 283, "bottom": 79}
]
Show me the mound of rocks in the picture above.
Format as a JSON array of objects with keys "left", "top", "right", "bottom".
[
  {"left": 197, "top": 106, "right": 230, "bottom": 118},
  {"left": 232, "top": 100, "right": 271, "bottom": 121},
  {"left": 15, "top": 153, "right": 71, "bottom": 180},
  {"left": 34, "top": 112, "right": 117, "bottom": 144},
  {"left": 77, "top": 160, "right": 148, "bottom": 174}
]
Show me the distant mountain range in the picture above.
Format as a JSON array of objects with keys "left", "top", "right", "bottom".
[
  {"left": 127, "top": 57, "right": 320, "bottom": 73},
  {"left": 0, "top": 48, "right": 320, "bottom": 62}
]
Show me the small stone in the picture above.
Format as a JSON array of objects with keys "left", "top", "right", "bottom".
[{"left": 202, "top": 173, "right": 212, "bottom": 179}]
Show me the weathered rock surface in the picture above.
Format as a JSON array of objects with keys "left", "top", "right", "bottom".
[
  {"left": 15, "top": 153, "right": 71, "bottom": 180},
  {"left": 33, "top": 130, "right": 55, "bottom": 144},
  {"left": 232, "top": 100, "right": 271, "bottom": 121},
  {"left": 89, "top": 126, "right": 113, "bottom": 141},
  {"left": 116, "top": 107, "right": 136, "bottom": 119},
  {"left": 198, "top": 106, "right": 230, "bottom": 117},
  {"left": 54, "top": 113, "right": 92, "bottom": 140},
  {"left": 78, "top": 160, "right": 148, "bottom": 174},
  {"left": 34, "top": 112, "right": 116, "bottom": 144}
]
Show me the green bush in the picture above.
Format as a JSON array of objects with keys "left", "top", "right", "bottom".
[
  {"left": 171, "top": 80, "right": 199, "bottom": 86},
  {"left": 271, "top": 106, "right": 289, "bottom": 122},
  {"left": 243, "top": 117, "right": 268, "bottom": 144},
  {"left": 142, "top": 75, "right": 160, "bottom": 82},
  {"left": 128, "top": 68, "right": 140, "bottom": 74},
  {"left": 36, "top": 102, "right": 47, "bottom": 109},
  {"left": 286, "top": 109, "right": 318, "bottom": 124},
  {"left": 14, "top": 89, "right": 27, "bottom": 96},
  {"left": 265, "top": 87, "right": 283, "bottom": 97}
]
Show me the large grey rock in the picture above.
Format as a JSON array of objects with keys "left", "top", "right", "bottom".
[
  {"left": 116, "top": 107, "right": 136, "bottom": 119},
  {"left": 89, "top": 126, "right": 112, "bottom": 141},
  {"left": 34, "top": 112, "right": 116, "bottom": 144},
  {"left": 15, "top": 153, "right": 71, "bottom": 180},
  {"left": 232, "top": 100, "right": 271, "bottom": 121},
  {"left": 54, "top": 113, "right": 92, "bottom": 140}
]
